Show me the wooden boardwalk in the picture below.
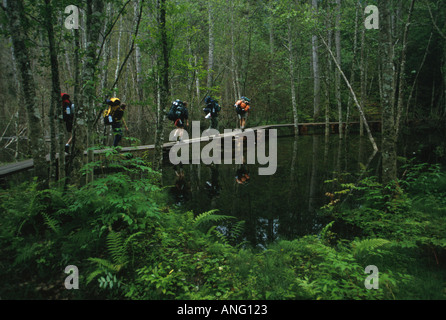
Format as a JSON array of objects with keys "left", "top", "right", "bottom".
[{"left": 0, "top": 121, "right": 380, "bottom": 178}]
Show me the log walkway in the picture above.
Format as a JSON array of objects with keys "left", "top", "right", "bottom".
[{"left": 0, "top": 121, "right": 381, "bottom": 178}]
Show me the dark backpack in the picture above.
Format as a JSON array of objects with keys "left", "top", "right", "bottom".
[
  {"left": 168, "top": 100, "right": 185, "bottom": 121},
  {"left": 203, "top": 97, "right": 221, "bottom": 115}
]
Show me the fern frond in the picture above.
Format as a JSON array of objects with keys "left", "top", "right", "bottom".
[
  {"left": 86, "top": 269, "right": 105, "bottom": 285},
  {"left": 107, "top": 231, "right": 127, "bottom": 266},
  {"left": 230, "top": 220, "right": 245, "bottom": 240},
  {"left": 213, "top": 228, "right": 229, "bottom": 245},
  {"left": 193, "top": 210, "right": 235, "bottom": 228},
  {"left": 123, "top": 231, "right": 143, "bottom": 249},
  {"left": 87, "top": 257, "right": 122, "bottom": 272},
  {"left": 352, "top": 238, "right": 391, "bottom": 258},
  {"left": 193, "top": 210, "right": 219, "bottom": 224},
  {"left": 41, "top": 212, "right": 61, "bottom": 234}
]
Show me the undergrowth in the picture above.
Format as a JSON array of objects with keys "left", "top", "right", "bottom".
[{"left": 0, "top": 152, "right": 445, "bottom": 299}]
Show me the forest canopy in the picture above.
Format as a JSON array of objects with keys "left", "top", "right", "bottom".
[
  {"left": 1, "top": 0, "right": 445, "bottom": 186},
  {"left": 0, "top": 0, "right": 446, "bottom": 302}
]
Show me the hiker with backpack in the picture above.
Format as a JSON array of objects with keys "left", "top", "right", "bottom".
[
  {"left": 203, "top": 96, "right": 221, "bottom": 130},
  {"left": 234, "top": 96, "right": 250, "bottom": 130},
  {"left": 168, "top": 99, "right": 189, "bottom": 141},
  {"left": 103, "top": 97, "right": 128, "bottom": 147},
  {"left": 61, "top": 93, "right": 74, "bottom": 153}
]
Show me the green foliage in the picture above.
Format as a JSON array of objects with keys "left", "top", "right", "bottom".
[{"left": 1, "top": 158, "right": 445, "bottom": 300}]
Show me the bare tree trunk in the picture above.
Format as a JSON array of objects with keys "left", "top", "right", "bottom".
[
  {"left": 288, "top": 21, "right": 299, "bottom": 135},
  {"left": 230, "top": 0, "right": 240, "bottom": 100},
  {"left": 379, "top": 0, "right": 397, "bottom": 184},
  {"left": 207, "top": 0, "right": 214, "bottom": 89},
  {"left": 153, "top": 0, "right": 169, "bottom": 172},
  {"left": 66, "top": 27, "right": 80, "bottom": 181},
  {"left": 325, "top": 12, "right": 333, "bottom": 137},
  {"left": 5, "top": 0, "right": 48, "bottom": 188},
  {"left": 44, "top": 0, "right": 62, "bottom": 184},
  {"left": 312, "top": 0, "right": 321, "bottom": 120},
  {"left": 74, "top": 0, "right": 104, "bottom": 184},
  {"left": 113, "top": 14, "right": 123, "bottom": 94},
  {"left": 360, "top": 24, "right": 366, "bottom": 136},
  {"left": 395, "top": 0, "right": 416, "bottom": 136},
  {"left": 346, "top": 1, "right": 360, "bottom": 136},
  {"left": 134, "top": 0, "right": 144, "bottom": 101},
  {"left": 320, "top": 32, "right": 378, "bottom": 152},
  {"left": 335, "top": 0, "right": 343, "bottom": 139}
]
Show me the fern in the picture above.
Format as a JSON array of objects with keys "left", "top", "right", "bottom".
[
  {"left": 41, "top": 212, "right": 61, "bottom": 234},
  {"left": 107, "top": 231, "right": 127, "bottom": 267},
  {"left": 87, "top": 231, "right": 142, "bottom": 284},
  {"left": 193, "top": 210, "right": 235, "bottom": 229},
  {"left": 351, "top": 238, "right": 391, "bottom": 258},
  {"left": 230, "top": 220, "right": 245, "bottom": 240}
]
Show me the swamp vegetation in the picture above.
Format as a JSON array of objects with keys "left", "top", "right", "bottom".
[{"left": 0, "top": 0, "right": 446, "bottom": 300}]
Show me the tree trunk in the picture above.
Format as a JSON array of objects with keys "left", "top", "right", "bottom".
[
  {"left": 335, "top": 0, "right": 343, "bottom": 139},
  {"left": 230, "top": 0, "right": 240, "bottom": 100},
  {"left": 5, "top": 0, "right": 48, "bottom": 189},
  {"left": 134, "top": 0, "right": 144, "bottom": 102},
  {"left": 207, "top": 0, "right": 214, "bottom": 89},
  {"left": 395, "top": 0, "right": 416, "bottom": 136},
  {"left": 311, "top": 0, "right": 321, "bottom": 120},
  {"left": 360, "top": 23, "right": 366, "bottom": 136},
  {"left": 66, "top": 27, "right": 80, "bottom": 181},
  {"left": 325, "top": 13, "right": 333, "bottom": 137},
  {"left": 44, "top": 0, "right": 61, "bottom": 184},
  {"left": 320, "top": 32, "right": 378, "bottom": 152},
  {"left": 153, "top": 0, "right": 169, "bottom": 172},
  {"left": 74, "top": 0, "right": 104, "bottom": 184},
  {"left": 288, "top": 21, "right": 299, "bottom": 135},
  {"left": 378, "top": 0, "right": 397, "bottom": 185},
  {"left": 345, "top": 2, "right": 360, "bottom": 136},
  {"left": 113, "top": 14, "right": 123, "bottom": 94}
]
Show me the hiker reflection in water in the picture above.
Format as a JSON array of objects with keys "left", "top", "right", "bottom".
[
  {"left": 205, "top": 164, "right": 221, "bottom": 199},
  {"left": 235, "top": 163, "right": 250, "bottom": 185},
  {"left": 171, "top": 165, "right": 190, "bottom": 206}
]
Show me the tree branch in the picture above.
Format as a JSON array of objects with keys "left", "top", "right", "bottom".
[
  {"left": 318, "top": 31, "right": 378, "bottom": 152},
  {"left": 425, "top": 0, "right": 446, "bottom": 40}
]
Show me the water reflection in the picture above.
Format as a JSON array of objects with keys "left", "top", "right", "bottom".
[
  {"left": 169, "top": 164, "right": 191, "bottom": 206},
  {"left": 164, "top": 129, "right": 440, "bottom": 248}
]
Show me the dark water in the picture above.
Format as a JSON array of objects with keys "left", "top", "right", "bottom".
[
  {"left": 164, "top": 126, "right": 446, "bottom": 248},
  {"left": 1, "top": 124, "right": 444, "bottom": 248}
]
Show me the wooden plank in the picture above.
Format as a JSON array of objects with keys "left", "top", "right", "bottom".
[
  {"left": 0, "top": 121, "right": 381, "bottom": 177},
  {"left": 0, "top": 159, "right": 34, "bottom": 176}
]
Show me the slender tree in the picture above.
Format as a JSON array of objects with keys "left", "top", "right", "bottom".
[
  {"left": 3, "top": 0, "right": 48, "bottom": 189},
  {"left": 311, "top": 0, "right": 321, "bottom": 120},
  {"left": 153, "top": 0, "right": 170, "bottom": 172}
]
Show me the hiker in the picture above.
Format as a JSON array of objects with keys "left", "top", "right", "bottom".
[
  {"left": 61, "top": 93, "right": 74, "bottom": 153},
  {"left": 168, "top": 99, "right": 189, "bottom": 141},
  {"left": 234, "top": 96, "right": 250, "bottom": 130},
  {"left": 205, "top": 164, "right": 221, "bottom": 199},
  {"left": 235, "top": 164, "right": 250, "bottom": 185},
  {"left": 103, "top": 98, "right": 128, "bottom": 147},
  {"left": 203, "top": 96, "right": 221, "bottom": 130},
  {"left": 170, "top": 165, "right": 190, "bottom": 206}
]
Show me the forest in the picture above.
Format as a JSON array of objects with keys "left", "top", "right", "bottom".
[{"left": 0, "top": 0, "right": 445, "bottom": 301}]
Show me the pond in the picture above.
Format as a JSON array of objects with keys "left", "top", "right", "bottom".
[{"left": 163, "top": 125, "right": 446, "bottom": 248}]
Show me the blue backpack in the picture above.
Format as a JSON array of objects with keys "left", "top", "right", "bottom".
[{"left": 168, "top": 100, "right": 185, "bottom": 121}]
